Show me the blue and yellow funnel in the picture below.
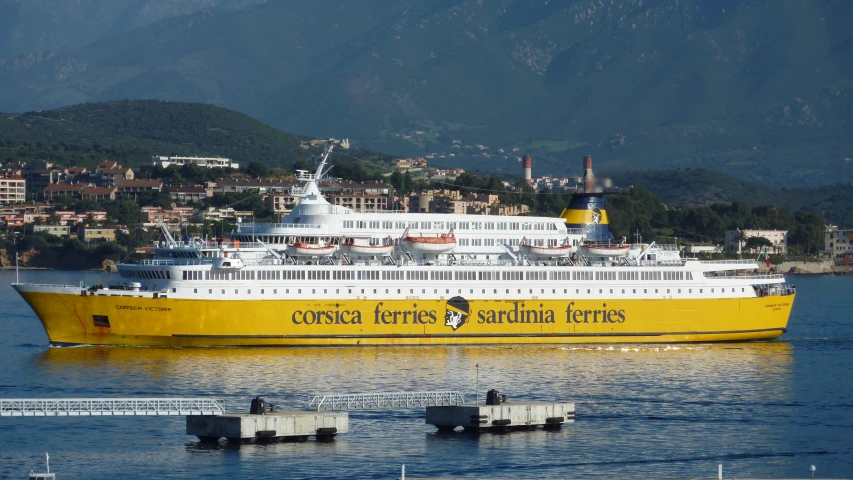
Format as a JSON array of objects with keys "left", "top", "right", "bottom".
[{"left": 560, "top": 193, "right": 614, "bottom": 241}]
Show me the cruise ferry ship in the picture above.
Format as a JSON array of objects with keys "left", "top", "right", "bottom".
[{"left": 12, "top": 147, "right": 795, "bottom": 346}]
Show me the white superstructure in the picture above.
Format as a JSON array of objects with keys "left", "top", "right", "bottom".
[
  {"left": 112, "top": 145, "right": 792, "bottom": 304},
  {"left": 151, "top": 155, "right": 238, "bottom": 170}
]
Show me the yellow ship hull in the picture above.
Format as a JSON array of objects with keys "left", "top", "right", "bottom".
[{"left": 17, "top": 290, "right": 794, "bottom": 346}]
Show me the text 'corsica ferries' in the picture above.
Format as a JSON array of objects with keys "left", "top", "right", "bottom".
[{"left": 13, "top": 147, "right": 795, "bottom": 347}]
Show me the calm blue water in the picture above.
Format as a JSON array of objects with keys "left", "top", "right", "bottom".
[{"left": 0, "top": 270, "right": 851, "bottom": 479}]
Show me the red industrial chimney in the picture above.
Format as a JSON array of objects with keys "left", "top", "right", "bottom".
[
  {"left": 522, "top": 155, "right": 532, "bottom": 185},
  {"left": 582, "top": 155, "right": 594, "bottom": 193}
]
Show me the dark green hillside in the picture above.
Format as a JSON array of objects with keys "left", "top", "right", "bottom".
[
  {"left": 0, "top": 100, "right": 315, "bottom": 168},
  {"left": 610, "top": 169, "right": 785, "bottom": 207},
  {"left": 611, "top": 168, "right": 853, "bottom": 228}
]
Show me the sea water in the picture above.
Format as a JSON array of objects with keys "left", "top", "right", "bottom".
[{"left": 0, "top": 270, "right": 851, "bottom": 479}]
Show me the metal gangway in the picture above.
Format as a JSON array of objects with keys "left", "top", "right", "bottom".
[
  {"left": 308, "top": 391, "right": 465, "bottom": 411},
  {"left": 0, "top": 398, "right": 225, "bottom": 417}
]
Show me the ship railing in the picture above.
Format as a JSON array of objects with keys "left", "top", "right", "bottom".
[
  {"left": 565, "top": 228, "right": 585, "bottom": 235},
  {"left": 308, "top": 391, "right": 465, "bottom": 411},
  {"left": 755, "top": 283, "right": 796, "bottom": 297},
  {"left": 139, "top": 259, "right": 209, "bottom": 266},
  {"left": 635, "top": 260, "right": 685, "bottom": 267},
  {"left": 217, "top": 241, "right": 267, "bottom": 249},
  {"left": 242, "top": 223, "right": 322, "bottom": 230},
  {"left": 705, "top": 273, "right": 785, "bottom": 280},
  {"left": 10, "top": 283, "right": 78, "bottom": 288},
  {"left": 339, "top": 208, "right": 407, "bottom": 214},
  {"left": 0, "top": 398, "right": 225, "bottom": 417},
  {"left": 698, "top": 259, "right": 756, "bottom": 265},
  {"left": 242, "top": 258, "right": 284, "bottom": 266},
  {"left": 454, "top": 260, "right": 514, "bottom": 267}
]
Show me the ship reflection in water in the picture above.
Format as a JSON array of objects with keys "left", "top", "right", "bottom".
[
  {"left": 31, "top": 342, "right": 797, "bottom": 475},
  {"left": 35, "top": 342, "right": 794, "bottom": 411},
  {"left": 11, "top": 336, "right": 822, "bottom": 479}
]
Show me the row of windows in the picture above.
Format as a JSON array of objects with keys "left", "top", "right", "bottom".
[
  {"left": 199, "top": 270, "right": 309, "bottom": 281},
  {"left": 237, "top": 235, "right": 563, "bottom": 248},
  {"left": 124, "top": 269, "right": 171, "bottom": 280},
  {"left": 596, "top": 271, "right": 616, "bottom": 281},
  {"left": 170, "top": 268, "right": 695, "bottom": 283},
  {"left": 479, "top": 271, "right": 500, "bottom": 281},
  {"left": 432, "top": 271, "right": 452, "bottom": 281},
  {"left": 341, "top": 220, "right": 560, "bottom": 232},
  {"left": 457, "top": 238, "right": 497, "bottom": 247},
  {"left": 188, "top": 286, "right": 748, "bottom": 297},
  {"left": 406, "top": 271, "right": 429, "bottom": 280}
]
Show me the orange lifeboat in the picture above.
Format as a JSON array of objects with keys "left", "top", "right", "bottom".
[
  {"left": 402, "top": 228, "right": 457, "bottom": 254},
  {"left": 520, "top": 237, "right": 574, "bottom": 257},
  {"left": 287, "top": 242, "right": 337, "bottom": 257},
  {"left": 340, "top": 236, "right": 395, "bottom": 256},
  {"left": 579, "top": 239, "right": 630, "bottom": 257}
]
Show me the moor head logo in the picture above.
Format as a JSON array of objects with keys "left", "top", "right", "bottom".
[
  {"left": 591, "top": 207, "right": 602, "bottom": 225},
  {"left": 445, "top": 296, "right": 470, "bottom": 331}
]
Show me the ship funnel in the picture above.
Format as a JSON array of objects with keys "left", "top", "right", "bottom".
[
  {"left": 559, "top": 155, "right": 614, "bottom": 241},
  {"left": 559, "top": 193, "right": 615, "bottom": 241}
]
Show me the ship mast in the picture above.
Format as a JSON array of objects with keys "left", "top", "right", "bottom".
[
  {"left": 293, "top": 144, "right": 334, "bottom": 198},
  {"left": 314, "top": 144, "right": 333, "bottom": 180}
]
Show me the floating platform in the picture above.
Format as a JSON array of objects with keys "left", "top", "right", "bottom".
[
  {"left": 426, "top": 391, "right": 574, "bottom": 433},
  {"left": 187, "top": 410, "right": 348, "bottom": 443},
  {"left": 187, "top": 398, "right": 348, "bottom": 443}
]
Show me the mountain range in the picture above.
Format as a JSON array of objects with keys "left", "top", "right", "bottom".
[
  {"left": 0, "top": 0, "right": 852, "bottom": 187},
  {"left": 0, "top": 0, "right": 268, "bottom": 59}
]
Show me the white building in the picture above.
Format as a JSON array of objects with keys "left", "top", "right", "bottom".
[
  {"left": 724, "top": 229, "right": 788, "bottom": 254},
  {"left": 0, "top": 174, "right": 26, "bottom": 204},
  {"left": 825, "top": 225, "right": 853, "bottom": 266},
  {"left": 152, "top": 156, "right": 239, "bottom": 170}
]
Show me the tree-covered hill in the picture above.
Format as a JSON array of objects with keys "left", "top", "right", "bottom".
[
  {"left": 0, "top": 100, "right": 387, "bottom": 169},
  {"left": 612, "top": 168, "right": 853, "bottom": 228},
  {"left": 610, "top": 169, "right": 784, "bottom": 207}
]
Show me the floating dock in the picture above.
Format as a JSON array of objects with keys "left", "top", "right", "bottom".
[
  {"left": 425, "top": 390, "right": 574, "bottom": 433},
  {"left": 186, "top": 397, "right": 348, "bottom": 443}
]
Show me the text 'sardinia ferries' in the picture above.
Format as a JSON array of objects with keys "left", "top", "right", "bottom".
[{"left": 13, "top": 148, "right": 795, "bottom": 347}]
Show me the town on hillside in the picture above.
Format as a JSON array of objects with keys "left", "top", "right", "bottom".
[{"left": 0, "top": 146, "right": 847, "bottom": 269}]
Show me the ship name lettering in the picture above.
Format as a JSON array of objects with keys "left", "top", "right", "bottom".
[
  {"left": 373, "top": 302, "right": 437, "bottom": 325},
  {"left": 565, "top": 302, "right": 625, "bottom": 323},
  {"left": 115, "top": 305, "right": 171, "bottom": 312},
  {"left": 144, "top": 306, "right": 172, "bottom": 312},
  {"left": 291, "top": 309, "right": 362, "bottom": 325},
  {"left": 477, "top": 302, "right": 555, "bottom": 324}
]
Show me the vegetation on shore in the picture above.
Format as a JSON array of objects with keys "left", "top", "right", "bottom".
[{"left": 0, "top": 100, "right": 397, "bottom": 171}]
